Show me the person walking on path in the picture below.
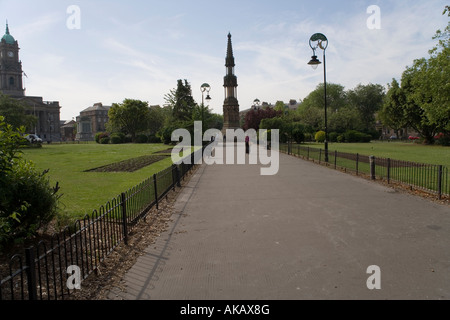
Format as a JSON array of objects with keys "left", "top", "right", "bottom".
[{"left": 245, "top": 135, "right": 250, "bottom": 154}]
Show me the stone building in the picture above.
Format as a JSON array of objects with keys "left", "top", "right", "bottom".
[
  {"left": 0, "top": 22, "right": 61, "bottom": 141},
  {"left": 60, "top": 119, "right": 76, "bottom": 141},
  {"left": 75, "top": 103, "right": 111, "bottom": 141}
]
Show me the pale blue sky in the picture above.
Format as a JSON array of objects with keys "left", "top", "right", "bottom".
[{"left": 1, "top": 0, "right": 447, "bottom": 120}]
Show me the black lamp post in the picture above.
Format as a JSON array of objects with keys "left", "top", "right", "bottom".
[
  {"left": 308, "top": 33, "right": 329, "bottom": 163},
  {"left": 200, "top": 83, "right": 211, "bottom": 127}
]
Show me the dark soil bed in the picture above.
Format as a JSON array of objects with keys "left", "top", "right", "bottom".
[{"left": 85, "top": 155, "right": 170, "bottom": 173}]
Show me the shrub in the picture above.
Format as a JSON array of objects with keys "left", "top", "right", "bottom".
[
  {"left": 100, "top": 137, "right": 110, "bottom": 144},
  {"left": 0, "top": 117, "right": 60, "bottom": 245},
  {"left": 344, "top": 130, "right": 360, "bottom": 142},
  {"left": 135, "top": 134, "right": 148, "bottom": 143},
  {"left": 337, "top": 135, "right": 344, "bottom": 143},
  {"left": 0, "top": 161, "right": 60, "bottom": 243},
  {"left": 343, "top": 130, "right": 372, "bottom": 143},
  {"left": 435, "top": 133, "right": 450, "bottom": 146},
  {"left": 148, "top": 134, "right": 161, "bottom": 143},
  {"left": 315, "top": 131, "right": 326, "bottom": 143},
  {"left": 110, "top": 133, "right": 124, "bottom": 144},
  {"left": 329, "top": 132, "right": 339, "bottom": 143},
  {"left": 95, "top": 132, "right": 109, "bottom": 144}
]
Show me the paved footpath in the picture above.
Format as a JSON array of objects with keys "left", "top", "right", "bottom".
[{"left": 107, "top": 143, "right": 450, "bottom": 300}]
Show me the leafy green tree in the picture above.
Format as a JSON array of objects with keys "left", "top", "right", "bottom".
[
  {"left": 401, "top": 65, "right": 438, "bottom": 144},
  {"left": 300, "top": 83, "right": 348, "bottom": 112},
  {"left": 347, "top": 83, "right": 386, "bottom": 131},
  {"left": 107, "top": 99, "right": 151, "bottom": 142},
  {"left": 274, "top": 101, "right": 287, "bottom": 114},
  {"left": 328, "top": 106, "right": 364, "bottom": 133},
  {"left": 295, "top": 105, "right": 323, "bottom": 132},
  {"left": 147, "top": 105, "right": 166, "bottom": 135},
  {"left": 0, "top": 93, "right": 36, "bottom": 130},
  {"left": 165, "top": 79, "right": 196, "bottom": 121},
  {"left": 379, "top": 79, "right": 408, "bottom": 138}
]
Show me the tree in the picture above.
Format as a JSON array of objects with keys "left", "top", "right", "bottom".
[
  {"left": 295, "top": 105, "right": 323, "bottom": 132},
  {"left": 401, "top": 64, "right": 438, "bottom": 144},
  {"left": 107, "top": 99, "right": 150, "bottom": 142},
  {"left": 301, "top": 83, "right": 348, "bottom": 112},
  {"left": 165, "top": 79, "right": 196, "bottom": 121},
  {"left": 0, "top": 93, "right": 36, "bottom": 130},
  {"left": 274, "top": 101, "right": 286, "bottom": 114},
  {"left": 328, "top": 106, "right": 365, "bottom": 133},
  {"left": 243, "top": 108, "right": 281, "bottom": 131},
  {"left": 147, "top": 105, "right": 165, "bottom": 135},
  {"left": 379, "top": 79, "right": 408, "bottom": 138},
  {"left": 347, "top": 83, "right": 385, "bottom": 131}
]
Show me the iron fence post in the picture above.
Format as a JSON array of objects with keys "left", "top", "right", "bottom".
[
  {"left": 171, "top": 165, "right": 176, "bottom": 191},
  {"left": 370, "top": 155, "right": 376, "bottom": 180},
  {"left": 176, "top": 165, "right": 181, "bottom": 187},
  {"left": 154, "top": 174, "right": 159, "bottom": 210},
  {"left": 333, "top": 150, "right": 336, "bottom": 169},
  {"left": 438, "top": 165, "right": 443, "bottom": 200},
  {"left": 120, "top": 192, "right": 128, "bottom": 245},
  {"left": 387, "top": 158, "right": 391, "bottom": 184},
  {"left": 25, "top": 247, "right": 38, "bottom": 300},
  {"left": 356, "top": 153, "right": 359, "bottom": 176}
]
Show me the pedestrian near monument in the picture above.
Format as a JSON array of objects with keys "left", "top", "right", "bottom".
[{"left": 245, "top": 135, "right": 250, "bottom": 154}]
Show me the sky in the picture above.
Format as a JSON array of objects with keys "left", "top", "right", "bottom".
[{"left": 0, "top": 0, "right": 447, "bottom": 120}]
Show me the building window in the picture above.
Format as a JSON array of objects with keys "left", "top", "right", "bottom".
[
  {"left": 9, "top": 77, "right": 14, "bottom": 86},
  {"left": 82, "top": 122, "right": 91, "bottom": 133}
]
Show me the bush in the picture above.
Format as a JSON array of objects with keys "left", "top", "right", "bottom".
[
  {"left": 329, "top": 132, "right": 339, "bottom": 143},
  {"left": 0, "top": 161, "right": 60, "bottom": 243},
  {"left": 110, "top": 133, "right": 124, "bottom": 144},
  {"left": 95, "top": 132, "right": 109, "bottom": 144},
  {"left": 435, "top": 133, "right": 450, "bottom": 146},
  {"left": 0, "top": 117, "right": 60, "bottom": 245},
  {"left": 135, "top": 134, "right": 148, "bottom": 143},
  {"left": 100, "top": 137, "right": 110, "bottom": 144},
  {"left": 148, "top": 134, "right": 161, "bottom": 143},
  {"left": 337, "top": 135, "right": 344, "bottom": 143},
  {"left": 343, "top": 130, "right": 372, "bottom": 143},
  {"left": 315, "top": 131, "right": 326, "bottom": 143}
]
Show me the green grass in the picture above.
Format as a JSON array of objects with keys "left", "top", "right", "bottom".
[
  {"left": 282, "top": 141, "right": 450, "bottom": 196},
  {"left": 21, "top": 143, "right": 175, "bottom": 219},
  {"left": 300, "top": 141, "right": 450, "bottom": 167}
]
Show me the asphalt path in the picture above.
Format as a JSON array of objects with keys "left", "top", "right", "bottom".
[{"left": 108, "top": 143, "right": 450, "bottom": 300}]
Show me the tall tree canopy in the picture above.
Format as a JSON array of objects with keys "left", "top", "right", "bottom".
[
  {"left": 0, "top": 94, "right": 36, "bottom": 131},
  {"left": 107, "top": 99, "right": 150, "bottom": 142},
  {"left": 164, "top": 79, "right": 197, "bottom": 122}
]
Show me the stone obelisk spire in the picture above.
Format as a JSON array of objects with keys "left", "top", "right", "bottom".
[{"left": 222, "top": 33, "right": 240, "bottom": 134}]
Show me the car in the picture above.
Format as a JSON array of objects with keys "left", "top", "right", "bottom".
[{"left": 25, "top": 134, "right": 43, "bottom": 143}]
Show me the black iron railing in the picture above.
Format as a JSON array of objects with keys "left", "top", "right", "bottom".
[
  {"left": 0, "top": 146, "right": 204, "bottom": 300},
  {"left": 280, "top": 144, "right": 449, "bottom": 200}
]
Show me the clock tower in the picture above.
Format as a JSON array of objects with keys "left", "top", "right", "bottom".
[{"left": 0, "top": 22, "right": 25, "bottom": 97}]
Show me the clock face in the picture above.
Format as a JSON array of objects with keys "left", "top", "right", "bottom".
[{"left": 7, "top": 51, "right": 13, "bottom": 57}]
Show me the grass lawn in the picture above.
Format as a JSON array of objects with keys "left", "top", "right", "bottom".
[
  {"left": 300, "top": 141, "right": 450, "bottom": 167},
  {"left": 283, "top": 141, "right": 450, "bottom": 196},
  {"left": 21, "top": 143, "right": 175, "bottom": 219}
]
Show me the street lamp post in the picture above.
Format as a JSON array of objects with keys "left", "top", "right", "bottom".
[
  {"left": 308, "top": 33, "right": 329, "bottom": 163},
  {"left": 200, "top": 83, "right": 211, "bottom": 126}
]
